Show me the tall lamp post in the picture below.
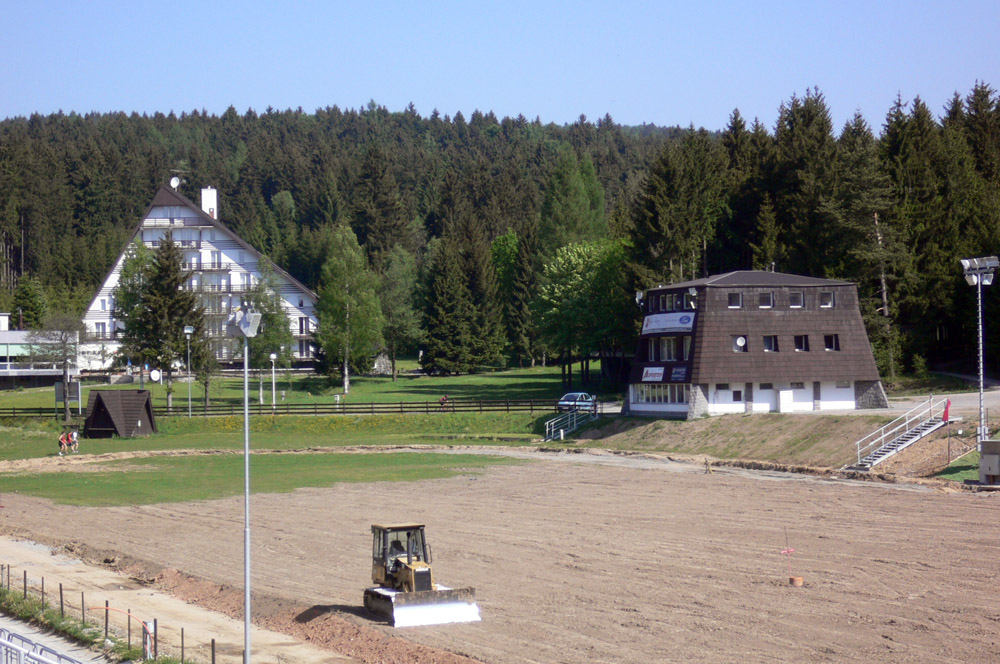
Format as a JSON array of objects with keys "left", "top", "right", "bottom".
[
  {"left": 960, "top": 256, "right": 998, "bottom": 449},
  {"left": 184, "top": 326, "right": 194, "bottom": 418},
  {"left": 228, "top": 308, "right": 261, "bottom": 663},
  {"left": 269, "top": 353, "right": 277, "bottom": 412}
]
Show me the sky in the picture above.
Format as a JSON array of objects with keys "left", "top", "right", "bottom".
[{"left": 3, "top": 1, "right": 998, "bottom": 134}]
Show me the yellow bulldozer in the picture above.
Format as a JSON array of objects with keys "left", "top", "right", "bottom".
[{"left": 363, "top": 523, "right": 480, "bottom": 627}]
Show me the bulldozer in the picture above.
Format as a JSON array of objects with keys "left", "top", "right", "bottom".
[{"left": 362, "top": 523, "right": 480, "bottom": 627}]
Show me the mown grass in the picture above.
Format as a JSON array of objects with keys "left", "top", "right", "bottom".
[
  {"left": 935, "top": 450, "right": 980, "bottom": 483},
  {"left": 0, "top": 361, "right": 613, "bottom": 409},
  {"left": 0, "top": 452, "right": 522, "bottom": 506},
  {"left": 0, "top": 412, "right": 548, "bottom": 462}
]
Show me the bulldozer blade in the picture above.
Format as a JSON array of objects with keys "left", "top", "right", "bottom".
[{"left": 364, "top": 586, "right": 480, "bottom": 627}]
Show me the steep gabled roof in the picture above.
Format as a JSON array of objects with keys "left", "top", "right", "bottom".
[
  {"left": 653, "top": 271, "right": 854, "bottom": 291},
  {"left": 86, "top": 185, "right": 317, "bottom": 314},
  {"left": 83, "top": 390, "right": 157, "bottom": 437}
]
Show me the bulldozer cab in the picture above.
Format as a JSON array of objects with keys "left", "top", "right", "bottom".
[{"left": 372, "top": 524, "right": 433, "bottom": 589}]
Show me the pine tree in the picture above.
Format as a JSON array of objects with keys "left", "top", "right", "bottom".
[
  {"left": 12, "top": 276, "right": 48, "bottom": 329},
  {"left": 119, "top": 232, "right": 204, "bottom": 410}
]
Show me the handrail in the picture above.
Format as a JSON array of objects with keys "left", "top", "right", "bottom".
[
  {"left": 854, "top": 395, "right": 950, "bottom": 465},
  {"left": 545, "top": 403, "right": 600, "bottom": 441},
  {"left": 0, "top": 628, "right": 82, "bottom": 664}
]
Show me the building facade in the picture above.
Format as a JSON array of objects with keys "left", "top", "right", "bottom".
[
  {"left": 627, "top": 271, "right": 887, "bottom": 418},
  {"left": 81, "top": 186, "right": 318, "bottom": 370}
]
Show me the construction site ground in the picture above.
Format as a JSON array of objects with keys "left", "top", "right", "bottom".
[{"left": 1, "top": 422, "right": 998, "bottom": 664}]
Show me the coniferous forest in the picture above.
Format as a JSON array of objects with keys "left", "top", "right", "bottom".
[{"left": 2, "top": 83, "right": 999, "bottom": 382}]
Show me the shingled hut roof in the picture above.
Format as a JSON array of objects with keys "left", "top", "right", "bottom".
[{"left": 83, "top": 390, "right": 157, "bottom": 438}]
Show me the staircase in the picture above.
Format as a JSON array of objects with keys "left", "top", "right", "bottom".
[
  {"left": 544, "top": 405, "right": 599, "bottom": 442},
  {"left": 846, "top": 396, "right": 951, "bottom": 471}
]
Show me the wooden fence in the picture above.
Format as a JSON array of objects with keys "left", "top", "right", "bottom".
[{"left": 0, "top": 399, "right": 563, "bottom": 419}]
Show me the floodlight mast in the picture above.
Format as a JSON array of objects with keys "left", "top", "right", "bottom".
[
  {"left": 960, "top": 256, "right": 998, "bottom": 449},
  {"left": 228, "top": 308, "right": 261, "bottom": 663}
]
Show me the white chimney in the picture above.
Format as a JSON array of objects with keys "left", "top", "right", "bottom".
[
  {"left": 201, "top": 187, "right": 218, "bottom": 219},
  {"left": 0, "top": 313, "right": 8, "bottom": 331}
]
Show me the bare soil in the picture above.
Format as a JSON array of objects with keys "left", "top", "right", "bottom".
[{"left": 2, "top": 441, "right": 1000, "bottom": 664}]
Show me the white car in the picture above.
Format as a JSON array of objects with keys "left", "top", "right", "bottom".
[{"left": 557, "top": 392, "right": 595, "bottom": 412}]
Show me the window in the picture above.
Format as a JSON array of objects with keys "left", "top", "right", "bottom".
[
  {"left": 716, "top": 383, "right": 730, "bottom": 391},
  {"left": 824, "top": 334, "right": 840, "bottom": 351},
  {"left": 683, "top": 292, "right": 695, "bottom": 309},
  {"left": 299, "top": 317, "right": 309, "bottom": 335},
  {"left": 759, "top": 383, "right": 773, "bottom": 390},
  {"left": 763, "top": 335, "right": 779, "bottom": 352},
  {"left": 633, "top": 383, "right": 690, "bottom": 404},
  {"left": 732, "top": 336, "right": 748, "bottom": 352},
  {"left": 836, "top": 380, "right": 851, "bottom": 389},
  {"left": 791, "top": 382, "right": 805, "bottom": 390},
  {"left": 820, "top": 291, "right": 835, "bottom": 308},
  {"left": 794, "top": 335, "right": 809, "bottom": 352},
  {"left": 100, "top": 298, "right": 106, "bottom": 311},
  {"left": 728, "top": 293, "right": 742, "bottom": 308},
  {"left": 759, "top": 292, "right": 773, "bottom": 308},
  {"left": 95, "top": 322, "right": 106, "bottom": 338},
  {"left": 661, "top": 337, "right": 679, "bottom": 361},
  {"left": 683, "top": 335, "right": 692, "bottom": 360},
  {"left": 789, "top": 291, "right": 803, "bottom": 308},
  {"left": 659, "top": 294, "right": 666, "bottom": 312},
  {"left": 732, "top": 390, "right": 743, "bottom": 402}
]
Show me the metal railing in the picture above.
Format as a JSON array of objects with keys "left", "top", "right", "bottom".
[
  {"left": 0, "top": 627, "right": 83, "bottom": 664},
  {"left": 154, "top": 398, "right": 557, "bottom": 417},
  {"left": 853, "top": 395, "right": 950, "bottom": 466},
  {"left": 544, "top": 405, "right": 600, "bottom": 441}
]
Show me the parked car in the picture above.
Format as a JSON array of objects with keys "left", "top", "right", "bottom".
[{"left": 557, "top": 392, "right": 595, "bottom": 413}]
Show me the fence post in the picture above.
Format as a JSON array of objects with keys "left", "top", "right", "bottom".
[
  {"left": 60, "top": 583, "right": 64, "bottom": 617},
  {"left": 23, "top": 570, "right": 27, "bottom": 599},
  {"left": 212, "top": 638, "right": 216, "bottom": 664},
  {"left": 105, "top": 600, "right": 109, "bottom": 640},
  {"left": 81, "top": 591, "right": 85, "bottom": 625},
  {"left": 128, "top": 609, "right": 131, "bottom": 650},
  {"left": 154, "top": 618, "right": 158, "bottom": 660},
  {"left": 181, "top": 627, "right": 184, "bottom": 662},
  {"left": 1, "top": 564, "right": 4, "bottom": 590},
  {"left": 41, "top": 577, "right": 44, "bottom": 609}
]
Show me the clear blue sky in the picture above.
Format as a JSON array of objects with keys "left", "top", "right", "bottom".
[{"left": 3, "top": 1, "right": 998, "bottom": 134}]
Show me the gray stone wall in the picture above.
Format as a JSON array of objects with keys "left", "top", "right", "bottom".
[
  {"left": 688, "top": 383, "right": 709, "bottom": 419},
  {"left": 855, "top": 380, "right": 889, "bottom": 409}
]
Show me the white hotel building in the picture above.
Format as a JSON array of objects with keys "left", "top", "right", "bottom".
[{"left": 80, "top": 185, "right": 317, "bottom": 370}]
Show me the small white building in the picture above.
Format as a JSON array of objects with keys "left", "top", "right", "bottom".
[{"left": 80, "top": 185, "right": 317, "bottom": 370}]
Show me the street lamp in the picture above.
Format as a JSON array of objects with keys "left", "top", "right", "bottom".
[
  {"left": 184, "top": 326, "right": 194, "bottom": 418},
  {"left": 269, "top": 353, "right": 277, "bottom": 412},
  {"left": 960, "top": 256, "right": 998, "bottom": 449},
  {"left": 227, "top": 308, "right": 261, "bottom": 663}
]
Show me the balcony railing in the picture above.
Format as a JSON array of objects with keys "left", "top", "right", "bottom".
[{"left": 182, "top": 283, "right": 249, "bottom": 293}]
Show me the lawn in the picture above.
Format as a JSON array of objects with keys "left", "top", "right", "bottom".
[
  {"left": 935, "top": 450, "right": 980, "bottom": 483},
  {"left": 0, "top": 361, "right": 614, "bottom": 410},
  {"left": 0, "top": 452, "right": 522, "bottom": 506}
]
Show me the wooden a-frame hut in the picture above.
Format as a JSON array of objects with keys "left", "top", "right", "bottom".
[{"left": 83, "top": 390, "right": 157, "bottom": 438}]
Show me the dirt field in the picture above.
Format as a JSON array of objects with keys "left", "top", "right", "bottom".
[{"left": 2, "top": 445, "right": 1000, "bottom": 664}]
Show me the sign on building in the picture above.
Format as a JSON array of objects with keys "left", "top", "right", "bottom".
[{"left": 642, "top": 313, "right": 695, "bottom": 334}]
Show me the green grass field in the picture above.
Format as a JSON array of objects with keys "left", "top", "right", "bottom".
[
  {"left": 935, "top": 450, "right": 979, "bottom": 483},
  {"left": 0, "top": 361, "right": 614, "bottom": 410},
  {"left": 0, "top": 452, "right": 521, "bottom": 506}
]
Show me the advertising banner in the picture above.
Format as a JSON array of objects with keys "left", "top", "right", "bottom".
[{"left": 642, "top": 312, "right": 695, "bottom": 335}]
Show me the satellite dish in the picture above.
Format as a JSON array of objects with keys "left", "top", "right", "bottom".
[
  {"left": 170, "top": 176, "right": 181, "bottom": 190},
  {"left": 150, "top": 369, "right": 162, "bottom": 382},
  {"left": 736, "top": 336, "right": 746, "bottom": 347}
]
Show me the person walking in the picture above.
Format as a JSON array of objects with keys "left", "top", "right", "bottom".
[
  {"left": 70, "top": 430, "right": 79, "bottom": 453},
  {"left": 57, "top": 432, "right": 69, "bottom": 456}
]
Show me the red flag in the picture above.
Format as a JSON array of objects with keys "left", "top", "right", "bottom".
[{"left": 943, "top": 399, "right": 951, "bottom": 423}]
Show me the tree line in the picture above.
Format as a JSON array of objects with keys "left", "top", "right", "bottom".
[{"left": 2, "top": 83, "right": 999, "bottom": 386}]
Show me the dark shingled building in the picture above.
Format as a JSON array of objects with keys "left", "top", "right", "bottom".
[
  {"left": 627, "top": 271, "right": 887, "bottom": 418},
  {"left": 83, "top": 390, "right": 157, "bottom": 438}
]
